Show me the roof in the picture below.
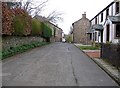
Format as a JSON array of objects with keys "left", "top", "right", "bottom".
[
  {"left": 86, "top": 26, "right": 94, "bottom": 34},
  {"left": 72, "top": 16, "right": 90, "bottom": 25},
  {"left": 90, "top": 1, "right": 114, "bottom": 21},
  {"left": 34, "top": 15, "right": 49, "bottom": 22},
  {"left": 109, "top": 16, "right": 120, "bottom": 24},
  {"left": 92, "top": 24, "right": 104, "bottom": 31}
]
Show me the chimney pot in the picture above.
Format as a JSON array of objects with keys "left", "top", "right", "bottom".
[{"left": 82, "top": 12, "right": 86, "bottom": 18}]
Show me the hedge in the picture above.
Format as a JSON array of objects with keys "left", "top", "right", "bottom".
[
  {"left": 12, "top": 13, "right": 31, "bottom": 36},
  {"left": 41, "top": 23, "right": 52, "bottom": 41},
  {"left": 31, "top": 19, "right": 42, "bottom": 35}
]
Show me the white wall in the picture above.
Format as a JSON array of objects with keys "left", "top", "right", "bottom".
[{"left": 91, "top": 1, "right": 120, "bottom": 44}]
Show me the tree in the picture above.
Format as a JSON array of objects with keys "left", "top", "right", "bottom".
[
  {"left": 23, "top": 0, "right": 48, "bottom": 15},
  {"left": 46, "top": 10, "right": 63, "bottom": 23},
  {"left": 6, "top": 2, "right": 22, "bottom": 8},
  {"left": 22, "top": 0, "right": 63, "bottom": 23}
]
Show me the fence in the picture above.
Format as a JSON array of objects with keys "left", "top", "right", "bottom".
[{"left": 101, "top": 43, "right": 120, "bottom": 67}]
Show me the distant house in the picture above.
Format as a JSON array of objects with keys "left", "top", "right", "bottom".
[
  {"left": 89, "top": 0, "right": 120, "bottom": 44},
  {"left": 55, "top": 27, "right": 63, "bottom": 42},
  {"left": 72, "top": 13, "right": 91, "bottom": 44},
  {"left": 34, "top": 15, "right": 63, "bottom": 42}
]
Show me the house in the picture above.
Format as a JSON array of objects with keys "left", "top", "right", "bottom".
[
  {"left": 72, "top": 13, "right": 91, "bottom": 44},
  {"left": 34, "top": 15, "right": 63, "bottom": 42},
  {"left": 89, "top": 0, "right": 120, "bottom": 44},
  {"left": 55, "top": 27, "right": 63, "bottom": 42}
]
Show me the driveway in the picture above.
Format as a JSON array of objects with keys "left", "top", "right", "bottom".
[{"left": 2, "top": 43, "right": 118, "bottom": 86}]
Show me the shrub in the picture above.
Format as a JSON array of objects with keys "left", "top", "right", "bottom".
[
  {"left": 1, "top": 42, "right": 49, "bottom": 60},
  {"left": 41, "top": 23, "right": 52, "bottom": 41},
  {"left": 31, "top": 19, "right": 42, "bottom": 35},
  {"left": 2, "top": 3, "right": 14, "bottom": 35},
  {"left": 12, "top": 8, "right": 31, "bottom": 36}
]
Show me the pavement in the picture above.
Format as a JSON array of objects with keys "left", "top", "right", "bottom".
[
  {"left": 2, "top": 42, "right": 119, "bottom": 86},
  {"left": 75, "top": 43, "right": 120, "bottom": 86},
  {"left": 91, "top": 58, "right": 120, "bottom": 86}
]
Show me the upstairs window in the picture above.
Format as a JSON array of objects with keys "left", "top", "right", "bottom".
[
  {"left": 101, "top": 13, "right": 103, "bottom": 22},
  {"left": 116, "top": 24, "right": 120, "bottom": 37},
  {"left": 106, "top": 8, "right": 109, "bottom": 19},
  {"left": 95, "top": 17, "right": 97, "bottom": 24},
  {"left": 116, "top": 2, "right": 119, "bottom": 14}
]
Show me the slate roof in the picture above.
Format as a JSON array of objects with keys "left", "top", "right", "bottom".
[
  {"left": 109, "top": 16, "right": 120, "bottom": 24},
  {"left": 92, "top": 24, "right": 104, "bottom": 31}
]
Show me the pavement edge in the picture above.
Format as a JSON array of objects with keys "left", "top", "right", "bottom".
[{"left": 74, "top": 44, "right": 120, "bottom": 86}]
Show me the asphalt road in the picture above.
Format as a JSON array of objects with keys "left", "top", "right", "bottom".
[{"left": 2, "top": 43, "right": 119, "bottom": 86}]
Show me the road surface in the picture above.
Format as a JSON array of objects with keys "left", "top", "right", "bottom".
[{"left": 2, "top": 43, "right": 118, "bottom": 86}]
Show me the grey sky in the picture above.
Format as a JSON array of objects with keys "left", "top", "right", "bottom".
[{"left": 35, "top": 0, "right": 113, "bottom": 34}]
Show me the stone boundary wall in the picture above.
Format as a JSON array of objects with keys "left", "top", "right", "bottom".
[
  {"left": 101, "top": 43, "right": 120, "bottom": 67},
  {"left": 2, "top": 36, "right": 44, "bottom": 50}
]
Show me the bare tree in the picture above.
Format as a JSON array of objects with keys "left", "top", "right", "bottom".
[
  {"left": 46, "top": 10, "right": 63, "bottom": 23},
  {"left": 22, "top": 0, "right": 63, "bottom": 23},
  {"left": 23, "top": 0, "right": 48, "bottom": 15}
]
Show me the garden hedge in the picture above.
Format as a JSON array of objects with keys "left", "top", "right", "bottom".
[{"left": 31, "top": 19, "right": 42, "bottom": 35}]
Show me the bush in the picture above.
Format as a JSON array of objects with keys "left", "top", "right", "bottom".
[
  {"left": 79, "top": 46, "right": 100, "bottom": 50},
  {"left": 1, "top": 42, "right": 49, "bottom": 60},
  {"left": 41, "top": 23, "right": 52, "bottom": 41},
  {"left": 12, "top": 8, "right": 31, "bottom": 36},
  {"left": 31, "top": 19, "right": 42, "bottom": 35},
  {"left": 2, "top": 3, "right": 14, "bottom": 35}
]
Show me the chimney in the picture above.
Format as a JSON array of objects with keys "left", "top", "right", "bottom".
[{"left": 82, "top": 12, "right": 86, "bottom": 18}]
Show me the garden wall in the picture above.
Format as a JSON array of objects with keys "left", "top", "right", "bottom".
[
  {"left": 2, "top": 36, "right": 44, "bottom": 50},
  {"left": 101, "top": 43, "right": 120, "bottom": 67}
]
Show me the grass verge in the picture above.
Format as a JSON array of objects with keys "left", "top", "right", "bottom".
[{"left": 79, "top": 45, "right": 100, "bottom": 50}]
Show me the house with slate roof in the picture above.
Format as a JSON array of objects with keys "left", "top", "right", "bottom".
[{"left": 88, "top": 0, "right": 120, "bottom": 44}]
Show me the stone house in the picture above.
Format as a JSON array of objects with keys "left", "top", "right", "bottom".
[{"left": 72, "top": 13, "right": 91, "bottom": 44}]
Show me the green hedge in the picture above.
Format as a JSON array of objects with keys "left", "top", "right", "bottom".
[
  {"left": 79, "top": 45, "right": 100, "bottom": 50},
  {"left": 12, "top": 15, "right": 31, "bottom": 36},
  {"left": 31, "top": 19, "right": 42, "bottom": 35},
  {"left": 1, "top": 42, "right": 49, "bottom": 60},
  {"left": 41, "top": 23, "right": 52, "bottom": 41}
]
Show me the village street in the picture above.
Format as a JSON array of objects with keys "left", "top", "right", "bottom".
[{"left": 2, "top": 43, "right": 118, "bottom": 86}]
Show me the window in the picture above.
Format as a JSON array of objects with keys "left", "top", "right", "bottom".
[
  {"left": 95, "top": 17, "right": 97, "bottom": 24},
  {"left": 116, "top": 2, "right": 119, "bottom": 14},
  {"left": 106, "top": 24, "right": 110, "bottom": 42},
  {"left": 101, "top": 13, "right": 103, "bottom": 22},
  {"left": 90, "top": 34, "right": 92, "bottom": 40},
  {"left": 95, "top": 32, "right": 97, "bottom": 41},
  {"left": 116, "top": 24, "right": 120, "bottom": 37},
  {"left": 106, "top": 8, "right": 109, "bottom": 19}
]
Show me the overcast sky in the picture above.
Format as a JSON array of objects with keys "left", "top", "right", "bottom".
[{"left": 36, "top": 0, "right": 113, "bottom": 34}]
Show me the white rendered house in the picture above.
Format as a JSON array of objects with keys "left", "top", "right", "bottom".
[{"left": 89, "top": 0, "right": 120, "bottom": 44}]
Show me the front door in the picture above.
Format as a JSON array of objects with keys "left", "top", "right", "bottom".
[{"left": 106, "top": 24, "right": 110, "bottom": 42}]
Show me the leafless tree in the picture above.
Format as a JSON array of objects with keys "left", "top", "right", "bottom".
[
  {"left": 23, "top": 0, "right": 48, "bottom": 15},
  {"left": 46, "top": 10, "right": 63, "bottom": 23}
]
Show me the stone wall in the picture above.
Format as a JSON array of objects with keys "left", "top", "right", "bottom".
[
  {"left": 2, "top": 36, "right": 43, "bottom": 50},
  {"left": 101, "top": 43, "right": 120, "bottom": 67}
]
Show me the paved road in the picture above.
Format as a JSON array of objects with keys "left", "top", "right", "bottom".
[{"left": 2, "top": 43, "right": 118, "bottom": 86}]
